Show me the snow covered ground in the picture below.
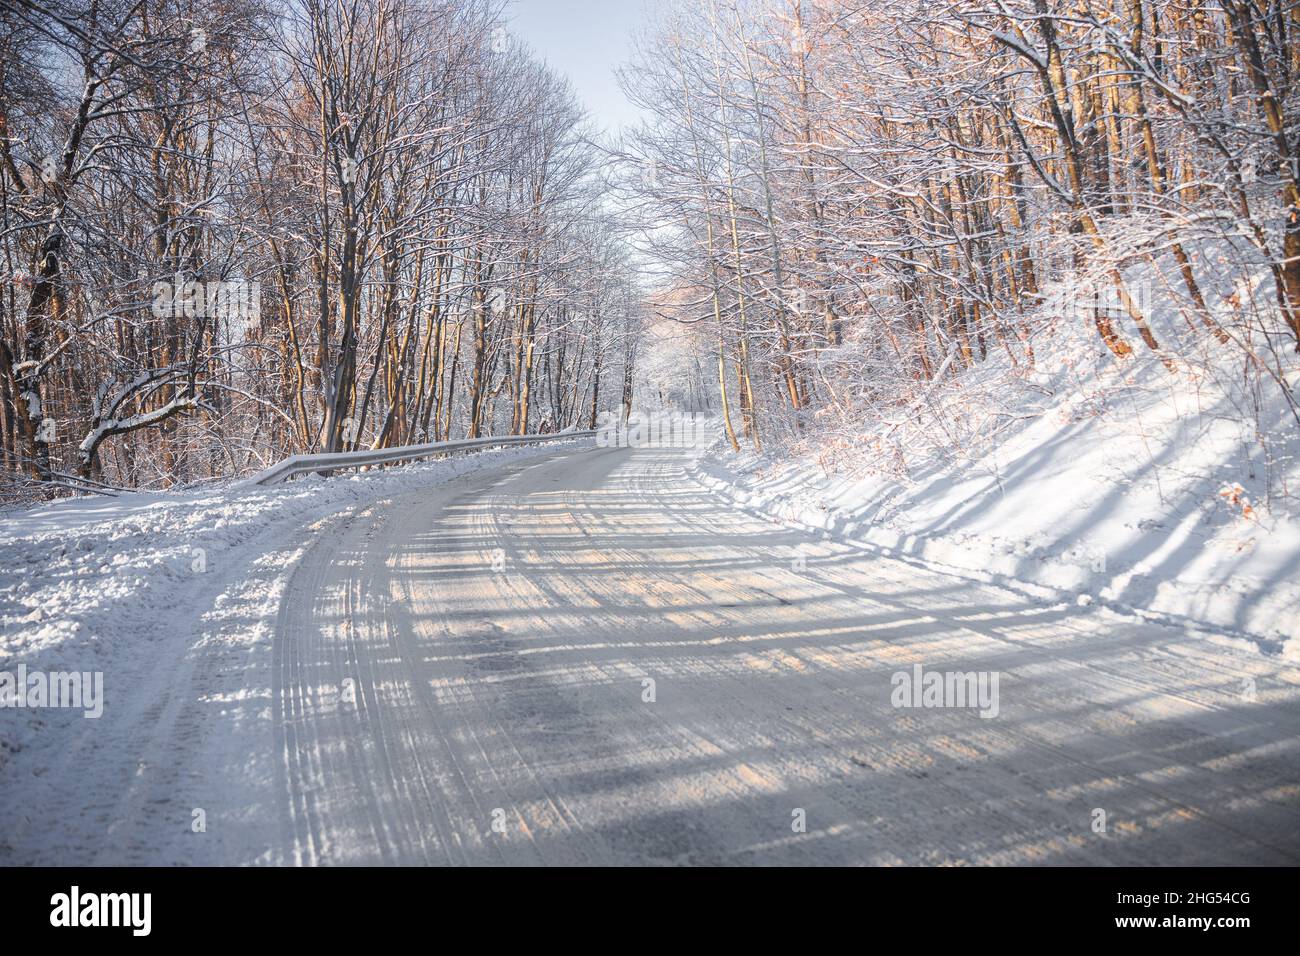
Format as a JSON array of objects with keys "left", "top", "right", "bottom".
[
  {"left": 5, "top": 438, "right": 1297, "bottom": 865},
  {"left": 691, "top": 414, "right": 1300, "bottom": 661},
  {"left": 5, "top": 243, "right": 1300, "bottom": 863},
  {"left": 0, "top": 438, "right": 595, "bottom": 860},
  {"left": 691, "top": 250, "right": 1300, "bottom": 662},
  {"left": 3, "top": 418, "right": 1300, "bottom": 866}
]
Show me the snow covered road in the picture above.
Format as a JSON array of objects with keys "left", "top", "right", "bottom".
[{"left": 5, "top": 443, "right": 1300, "bottom": 865}]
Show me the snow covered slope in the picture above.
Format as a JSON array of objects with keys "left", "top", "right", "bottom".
[{"left": 692, "top": 249, "right": 1300, "bottom": 659}]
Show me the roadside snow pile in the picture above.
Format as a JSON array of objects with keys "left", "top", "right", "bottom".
[
  {"left": 692, "top": 245, "right": 1300, "bottom": 658},
  {"left": 0, "top": 439, "right": 592, "bottom": 767}
]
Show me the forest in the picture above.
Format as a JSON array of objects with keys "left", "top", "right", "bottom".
[
  {"left": 3, "top": 0, "right": 1300, "bottom": 497},
  {"left": 620, "top": 0, "right": 1300, "bottom": 475},
  {"left": 0, "top": 0, "right": 640, "bottom": 496}
]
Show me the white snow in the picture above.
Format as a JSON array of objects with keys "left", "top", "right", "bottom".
[
  {"left": 688, "top": 247, "right": 1300, "bottom": 660},
  {"left": 0, "top": 440, "right": 594, "bottom": 780}
]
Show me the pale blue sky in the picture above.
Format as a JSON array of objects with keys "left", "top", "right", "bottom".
[{"left": 508, "top": 0, "right": 652, "bottom": 134}]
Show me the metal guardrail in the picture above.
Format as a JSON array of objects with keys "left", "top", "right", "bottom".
[{"left": 245, "top": 430, "right": 598, "bottom": 486}]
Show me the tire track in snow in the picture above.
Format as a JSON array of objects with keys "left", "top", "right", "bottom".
[{"left": 259, "top": 442, "right": 1300, "bottom": 865}]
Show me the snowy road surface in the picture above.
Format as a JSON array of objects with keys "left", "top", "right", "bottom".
[{"left": 5, "top": 444, "right": 1300, "bottom": 865}]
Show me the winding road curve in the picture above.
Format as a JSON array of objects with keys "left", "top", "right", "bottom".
[
  {"left": 6, "top": 441, "right": 1297, "bottom": 865},
  {"left": 265, "top": 443, "right": 1300, "bottom": 865}
]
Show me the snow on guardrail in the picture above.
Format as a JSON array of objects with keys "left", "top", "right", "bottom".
[{"left": 245, "top": 430, "right": 598, "bottom": 486}]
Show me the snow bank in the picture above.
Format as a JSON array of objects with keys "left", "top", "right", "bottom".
[
  {"left": 690, "top": 243, "right": 1300, "bottom": 660},
  {"left": 0, "top": 439, "right": 594, "bottom": 771}
]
